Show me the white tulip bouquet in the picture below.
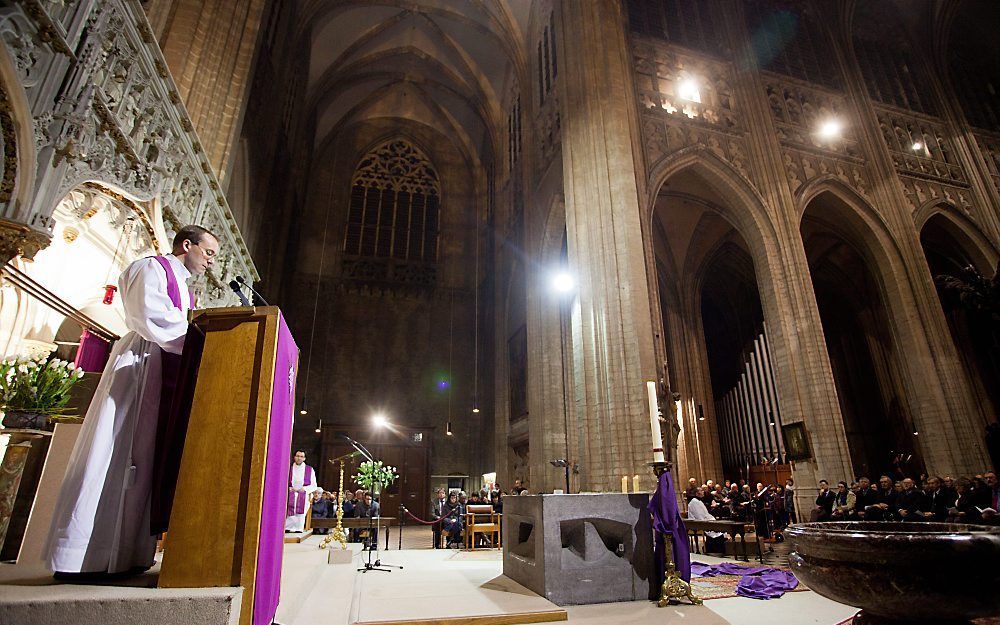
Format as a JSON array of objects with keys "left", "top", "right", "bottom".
[{"left": 0, "top": 356, "right": 86, "bottom": 417}]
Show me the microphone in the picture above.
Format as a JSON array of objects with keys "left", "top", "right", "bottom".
[
  {"left": 228, "top": 280, "right": 251, "bottom": 306},
  {"left": 235, "top": 276, "right": 269, "bottom": 305},
  {"left": 340, "top": 434, "right": 374, "bottom": 461}
]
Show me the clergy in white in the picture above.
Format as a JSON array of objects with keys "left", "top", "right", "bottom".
[
  {"left": 45, "top": 225, "right": 219, "bottom": 575},
  {"left": 687, "top": 487, "right": 727, "bottom": 553},
  {"left": 285, "top": 450, "right": 319, "bottom": 532}
]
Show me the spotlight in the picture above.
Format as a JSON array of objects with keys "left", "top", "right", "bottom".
[
  {"left": 315, "top": 418, "right": 322, "bottom": 434},
  {"left": 300, "top": 408, "right": 308, "bottom": 415},
  {"left": 677, "top": 78, "right": 701, "bottom": 103},
  {"left": 551, "top": 271, "right": 575, "bottom": 294},
  {"left": 912, "top": 141, "right": 923, "bottom": 151},
  {"left": 472, "top": 406, "right": 480, "bottom": 414},
  {"left": 372, "top": 414, "right": 388, "bottom": 428},
  {"left": 697, "top": 404, "right": 705, "bottom": 422},
  {"left": 818, "top": 119, "right": 842, "bottom": 141},
  {"left": 913, "top": 430, "right": 919, "bottom": 436},
  {"left": 446, "top": 421, "right": 453, "bottom": 436}
]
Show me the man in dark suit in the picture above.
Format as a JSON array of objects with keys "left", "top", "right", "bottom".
[
  {"left": 854, "top": 477, "right": 877, "bottom": 519},
  {"left": 813, "top": 480, "right": 835, "bottom": 521},
  {"left": 919, "top": 476, "right": 950, "bottom": 522},
  {"left": 430, "top": 488, "right": 447, "bottom": 548},
  {"left": 896, "top": 478, "right": 926, "bottom": 521},
  {"left": 866, "top": 475, "right": 897, "bottom": 520}
]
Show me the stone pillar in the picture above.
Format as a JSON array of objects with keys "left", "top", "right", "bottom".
[
  {"left": 825, "top": 7, "right": 990, "bottom": 477},
  {"left": 555, "top": 0, "right": 659, "bottom": 492},
  {"left": 144, "top": 0, "right": 268, "bottom": 182}
]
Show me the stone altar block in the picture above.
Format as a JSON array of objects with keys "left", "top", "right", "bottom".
[{"left": 502, "top": 493, "right": 656, "bottom": 605}]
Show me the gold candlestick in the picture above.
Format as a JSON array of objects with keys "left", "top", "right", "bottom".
[
  {"left": 320, "top": 459, "right": 349, "bottom": 550},
  {"left": 649, "top": 460, "right": 702, "bottom": 607}
]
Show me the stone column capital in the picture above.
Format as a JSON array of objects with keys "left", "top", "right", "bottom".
[{"left": 0, "top": 218, "right": 51, "bottom": 265}]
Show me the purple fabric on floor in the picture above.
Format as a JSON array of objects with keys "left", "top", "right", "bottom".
[
  {"left": 647, "top": 470, "right": 692, "bottom": 583},
  {"left": 736, "top": 570, "right": 798, "bottom": 599},
  {"left": 691, "top": 560, "right": 798, "bottom": 599},
  {"left": 692, "top": 561, "right": 768, "bottom": 577}
]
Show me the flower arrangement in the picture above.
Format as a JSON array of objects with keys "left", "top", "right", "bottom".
[
  {"left": 353, "top": 460, "right": 399, "bottom": 494},
  {"left": 0, "top": 356, "right": 86, "bottom": 425}
]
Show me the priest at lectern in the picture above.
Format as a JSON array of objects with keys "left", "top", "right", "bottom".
[
  {"left": 285, "top": 450, "right": 319, "bottom": 532},
  {"left": 45, "top": 225, "right": 219, "bottom": 577}
]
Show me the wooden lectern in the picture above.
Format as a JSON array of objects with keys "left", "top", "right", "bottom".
[{"left": 159, "top": 307, "right": 298, "bottom": 625}]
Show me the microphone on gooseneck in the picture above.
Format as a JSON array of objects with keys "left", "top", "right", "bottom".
[
  {"left": 235, "top": 276, "right": 270, "bottom": 306},
  {"left": 228, "top": 280, "right": 251, "bottom": 306}
]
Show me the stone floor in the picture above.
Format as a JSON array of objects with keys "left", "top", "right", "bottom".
[{"left": 279, "top": 527, "right": 859, "bottom": 625}]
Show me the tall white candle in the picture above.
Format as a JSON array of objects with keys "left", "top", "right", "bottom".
[{"left": 646, "top": 381, "right": 666, "bottom": 463}]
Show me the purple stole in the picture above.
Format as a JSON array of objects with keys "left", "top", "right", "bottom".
[
  {"left": 150, "top": 255, "right": 189, "bottom": 534},
  {"left": 287, "top": 465, "right": 314, "bottom": 516}
]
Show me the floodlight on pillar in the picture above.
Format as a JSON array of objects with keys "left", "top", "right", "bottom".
[
  {"left": 550, "top": 270, "right": 575, "bottom": 294},
  {"left": 676, "top": 77, "right": 701, "bottom": 103},
  {"left": 817, "top": 119, "right": 843, "bottom": 141}
]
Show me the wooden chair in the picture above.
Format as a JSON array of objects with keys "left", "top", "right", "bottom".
[{"left": 465, "top": 504, "right": 501, "bottom": 550}]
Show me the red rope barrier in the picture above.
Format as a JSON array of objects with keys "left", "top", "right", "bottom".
[{"left": 401, "top": 506, "right": 460, "bottom": 526}]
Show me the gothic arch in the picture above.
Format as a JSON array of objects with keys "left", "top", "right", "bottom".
[
  {"left": 647, "top": 148, "right": 777, "bottom": 255},
  {"left": 913, "top": 202, "right": 998, "bottom": 274},
  {"left": 796, "top": 177, "right": 908, "bottom": 281}
]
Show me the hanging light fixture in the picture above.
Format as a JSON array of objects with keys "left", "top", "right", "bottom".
[
  {"left": 102, "top": 217, "right": 135, "bottom": 305},
  {"left": 300, "top": 175, "right": 334, "bottom": 420},
  {"left": 471, "top": 194, "right": 481, "bottom": 415},
  {"left": 446, "top": 289, "right": 455, "bottom": 438},
  {"left": 315, "top": 418, "right": 322, "bottom": 434}
]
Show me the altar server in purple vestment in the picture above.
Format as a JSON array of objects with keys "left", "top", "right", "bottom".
[
  {"left": 285, "top": 450, "right": 319, "bottom": 532},
  {"left": 45, "top": 225, "right": 219, "bottom": 577}
]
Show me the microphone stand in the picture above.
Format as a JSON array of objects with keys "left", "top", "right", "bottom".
[{"left": 342, "top": 436, "right": 401, "bottom": 573}]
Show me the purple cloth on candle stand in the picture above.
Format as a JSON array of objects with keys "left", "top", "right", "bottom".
[
  {"left": 691, "top": 561, "right": 799, "bottom": 599},
  {"left": 74, "top": 329, "right": 112, "bottom": 372},
  {"left": 253, "top": 314, "right": 298, "bottom": 625},
  {"left": 647, "top": 470, "right": 692, "bottom": 583}
]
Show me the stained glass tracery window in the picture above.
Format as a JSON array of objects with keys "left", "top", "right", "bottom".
[{"left": 344, "top": 140, "right": 441, "bottom": 263}]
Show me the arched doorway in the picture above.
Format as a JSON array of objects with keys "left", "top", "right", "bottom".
[
  {"left": 651, "top": 162, "right": 785, "bottom": 485},
  {"left": 919, "top": 211, "right": 999, "bottom": 424},
  {"left": 800, "top": 192, "right": 920, "bottom": 480}
]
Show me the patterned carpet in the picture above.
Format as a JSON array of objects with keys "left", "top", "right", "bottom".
[{"left": 691, "top": 559, "right": 808, "bottom": 600}]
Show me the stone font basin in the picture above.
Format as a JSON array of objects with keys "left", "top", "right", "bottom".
[{"left": 786, "top": 522, "right": 1000, "bottom": 624}]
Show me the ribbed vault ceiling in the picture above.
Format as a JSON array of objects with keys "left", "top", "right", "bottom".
[{"left": 296, "top": 0, "right": 531, "bottom": 166}]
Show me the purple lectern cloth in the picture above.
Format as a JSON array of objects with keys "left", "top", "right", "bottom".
[
  {"left": 74, "top": 328, "right": 112, "bottom": 372},
  {"left": 647, "top": 470, "right": 692, "bottom": 583},
  {"left": 691, "top": 561, "right": 798, "bottom": 599},
  {"left": 253, "top": 314, "right": 298, "bottom": 625}
]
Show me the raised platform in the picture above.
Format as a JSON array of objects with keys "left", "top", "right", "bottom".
[
  {"left": 0, "top": 559, "right": 241, "bottom": 625},
  {"left": 283, "top": 529, "right": 313, "bottom": 543}
]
